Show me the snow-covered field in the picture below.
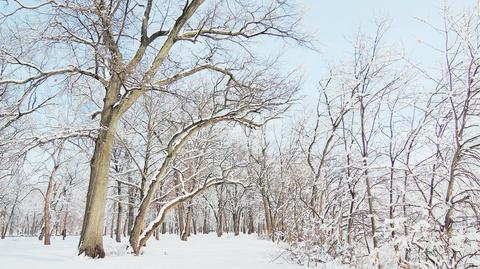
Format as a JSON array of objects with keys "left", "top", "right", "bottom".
[{"left": 0, "top": 234, "right": 308, "bottom": 269}]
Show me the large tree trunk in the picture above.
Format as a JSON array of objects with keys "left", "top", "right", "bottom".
[{"left": 78, "top": 106, "right": 118, "bottom": 258}]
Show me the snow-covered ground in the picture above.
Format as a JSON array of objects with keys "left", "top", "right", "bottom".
[{"left": 0, "top": 234, "right": 310, "bottom": 269}]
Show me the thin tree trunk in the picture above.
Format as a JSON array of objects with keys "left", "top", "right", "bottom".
[
  {"left": 155, "top": 227, "right": 160, "bottom": 240},
  {"left": 216, "top": 210, "right": 223, "bottom": 237},
  {"left": 444, "top": 150, "right": 461, "bottom": 236},
  {"left": 62, "top": 205, "right": 69, "bottom": 240},
  {"left": 44, "top": 161, "right": 60, "bottom": 246},
  {"left": 247, "top": 210, "right": 254, "bottom": 234},
  {"left": 115, "top": 182, "right": 122, "bottom": 243},
  {"left": 261, "top": 193, "right": 272, "bottom": 238},
  {"left": 43, "top": 192, "right": 51, "bottom": 245},
  {"left": 123, "top": 210, "right": 128, "bottom": 237},
  {"left": 203, "top": 208, "right": 209, "bottom": 234},
  {"left": 233, "top": 209, "right": 242, "bottom": 236},
  {"left": 389, "top": 163, "right": 395, "bottom": 239},
  {"left": 2, "top": 196, "right": 18, "bottom": 239},
  {"left": 110, "top": 209, "right": 114, "bottom": 239},
  {"left": 192, "top": 211, "right": 197, "bottom": 235},
  {"left": 39, "top": 227, "right": 44, "bottom": 241},
  {"left": 181, "top": 202, "right": 193, "bottom": 241},
  {"left": 127, "top": 184, "right": 134, "bottom": 235},
  {"left": 31, "top": 213, "right": 36, "bottom": 236}
]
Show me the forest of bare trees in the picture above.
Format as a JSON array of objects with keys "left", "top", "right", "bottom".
[{"left": 1, "top": 1, "right": 479, "bottom": 269}]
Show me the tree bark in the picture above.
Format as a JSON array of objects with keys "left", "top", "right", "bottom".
[
  {"left": 216, "top": 209, "right": 223, "bottom": 237},
  {"left": 175, "top": 171, "right": 185, "bottom": 237},
  {"left": 2, "top": 196, "right": 18, "bottom": 239},
  {"left": 181, "top": 202, "right": 193, "bottom": 241},
  {"left": 247, "top": 210, "right": 254, "bottom": 234},
  {"left": 203, "top": 207, "right": 209, "bottom": 234},
  {"left": 43, "top": 186, "right": 52, "bottom": 245},
  {"left": 233, "top": 209, "right": 242, "bottom": 236},
  {"left": 115, "top": 182, "right": 122, "bottom": 243},
  {"left": 261, "top": 193, "right": 273, "bottom": 238},
  {"left": 127, "top": 183, "right": 135, "bottom": 235},
  {"left": 78, "top": 106, "right": 118, "bottom": 258},
  {"left": 44, "top": 160, "right": 60, "bottom": 246}
]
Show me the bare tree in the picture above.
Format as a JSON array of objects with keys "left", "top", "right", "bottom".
[{"left": 0, "top": 0, "right": 305, "bottom": 257}]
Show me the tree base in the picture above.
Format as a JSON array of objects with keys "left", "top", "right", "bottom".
[{"left": 79, "top": 244, "right": 106, "bottom": 258}]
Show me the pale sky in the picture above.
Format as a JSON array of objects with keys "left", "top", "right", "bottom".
[{"left": 276, "top": 0, "right": 476, "bottom": 98}]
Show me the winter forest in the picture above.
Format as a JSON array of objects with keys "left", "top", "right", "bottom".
[{"left": 0, "top": 0, "right": 480, "bottom": 268}]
